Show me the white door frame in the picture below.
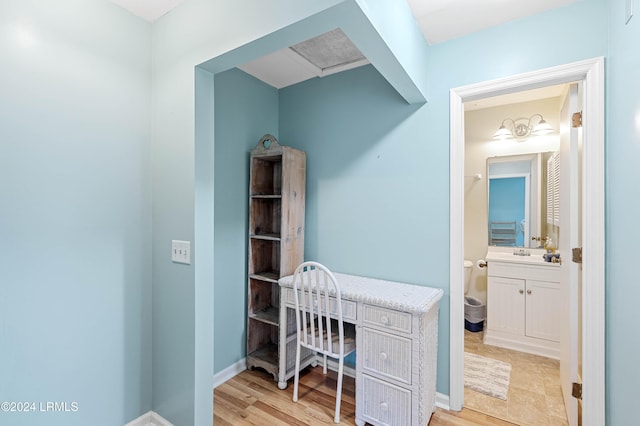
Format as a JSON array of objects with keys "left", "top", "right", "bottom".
[{"left": 449, "top": 57, "right": 605, "bottom": 425}]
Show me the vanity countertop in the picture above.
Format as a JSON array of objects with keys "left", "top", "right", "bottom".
[{"left": 486, "top": 249, "right": 561, "bottom": 267}]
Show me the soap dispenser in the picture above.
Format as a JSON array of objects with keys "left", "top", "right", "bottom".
[{"left": 544, "top": 237, "right": 556, "bottom": 253}]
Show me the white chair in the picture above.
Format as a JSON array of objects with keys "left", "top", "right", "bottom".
[{"left": 292, "top": 261, "right": 356, "bottom": 423}]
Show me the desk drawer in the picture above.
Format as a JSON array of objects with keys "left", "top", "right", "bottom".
[
  {"left": 362, "top": 374, "right": 411, "bottom": 426},
  {"left": 362, "top": 327, "right": 412, "bottom": 384},
  {"left": 363, "top": 305, "right": 412, "bottom": 334},
  {"left": 283, "top": 288, "right": 357, "bottom": 322}
]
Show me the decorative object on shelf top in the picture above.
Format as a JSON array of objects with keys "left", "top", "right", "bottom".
[
  {"left": 492, "top": 113, "right": 555, "bottom": 140},
  {"left": 254, "top": 133, "right": 282, "bottom": 153}
]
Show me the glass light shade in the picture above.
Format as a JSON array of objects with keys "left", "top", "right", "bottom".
[
  {"left": 493, "top": 125, "right": 513, "bottom": 140},
  {"left": 531, "top": 119, "right": 554, "bottom": 135}
]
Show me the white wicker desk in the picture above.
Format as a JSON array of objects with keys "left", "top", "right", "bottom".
[{"left": 278, "top": 272, "right": 443, "bottom": 426}]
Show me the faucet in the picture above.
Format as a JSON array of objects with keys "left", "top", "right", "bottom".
[{"left": 531, "top": 236, "right": 544, "bottom": 249}]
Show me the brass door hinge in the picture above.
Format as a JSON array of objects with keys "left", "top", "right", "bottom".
[
  {"left": 572, "top": 247, "right": 583, "bottom": 264},
  {"left": 572, "top": 111, "right": 583, "bottom": 128},
  {"left": 572, "top": 382, "right": 582, "bottom": 400}
]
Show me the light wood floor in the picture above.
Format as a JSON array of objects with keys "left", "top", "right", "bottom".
[{"left": 214, "top": 366, "right": 516, "bottom": 425}]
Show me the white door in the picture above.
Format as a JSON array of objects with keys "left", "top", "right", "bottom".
[{"left": 559, "top": 83, "right": 582, "bottom": 426}]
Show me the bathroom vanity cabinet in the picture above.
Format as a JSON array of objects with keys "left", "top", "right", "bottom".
[{"left": 484, "top": 256, "right": 561, "bottom": 359}]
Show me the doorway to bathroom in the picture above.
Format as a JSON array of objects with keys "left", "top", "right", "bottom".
[
  {"left": 449, "top": 58, "right": 605, "bottom": 426},
  {"left": 464, "top": 85, "right": 569, "bottom": 425}
]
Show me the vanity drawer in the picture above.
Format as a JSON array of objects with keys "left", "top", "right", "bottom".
[
  {"left": 362, "top": 327, "right": 412, "bottom": 384},
  {"left": 362, "top": 374, "right": 411, "bottom": 426},
  {"left": 283, "top": 288, "right": 357, "bottom": 322},
  {"left": 363, "top": 305, "right": 412, "bottom": 333},
  {"left": 489, "top": 261, "right": 561, "bottom": 282}
]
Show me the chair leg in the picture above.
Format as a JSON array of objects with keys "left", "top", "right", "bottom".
[
  {"left": 323, "top": 354, "right": 328, "bottom": 374},
  {"left": 334, "top": 357, "right": 344, "bottom": 423},
  {"left": 293, "top": 343, "right": 301, "bottom": 402}
]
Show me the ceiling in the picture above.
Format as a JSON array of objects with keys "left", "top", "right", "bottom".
[
  {"left": 405, "top": 0, "right": 578, "bottom": 45},
  {"left": 109, "top": 0, "right": 578, "bottom": 44},
  {"left": 108, "top": 0, "right": 187, "bottom": 22},
  {"left": 237, "top": 29, "right": 370, "bottom": 89},
  {"left": 109, "top": 0, "right": 578, "bottom": 89}
]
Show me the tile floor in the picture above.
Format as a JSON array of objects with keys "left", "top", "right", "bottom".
[{"left": 464, "top": 329, "right": 569, "bottom": 426}]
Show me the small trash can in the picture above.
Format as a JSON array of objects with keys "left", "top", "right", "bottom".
[{"left": 464, "top": 296, "right": 486, "bottom": 332}]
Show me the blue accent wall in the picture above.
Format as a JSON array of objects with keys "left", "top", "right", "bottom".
[
  {"left": 0, "top": 1, "right": 152, "bottom": 425},
  {"left": 213, "top": 69, "right": 279, "bottom": 372},
  {"left": 279, "top": 64, "right": 443, "bottom": 381},
  {"left": 280, "top": 64, "right": 428, "bottom": 280},
  {"left": 606, "top": 0, "right": 640, "bottom": 424},
  {"left": 489, "top": 177, "right": 526, "bottom": 246}
]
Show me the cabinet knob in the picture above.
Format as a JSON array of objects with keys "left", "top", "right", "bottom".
[
  {"left": 380, "top": 316, "right": 389, "bottom": 325},
  {"left": 380, "top": 352, "right": 388, "bottom": 361},
  {"left": 380, "top": 402, "right": 389, "bottom": 411},
  {"left": 527, "top": 289, "right": 532, "bottom": 295},
  {"left": 519, "top": 289, "right": 524, "bottom": 294}
]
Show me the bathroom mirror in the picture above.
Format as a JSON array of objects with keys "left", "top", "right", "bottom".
[{"left": 487, "top": 152, "right": 558, "bottom": 248}]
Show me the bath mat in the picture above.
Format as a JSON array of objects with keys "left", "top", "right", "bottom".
[{"left": 464, "top": 352, "right": 512, "bottom": 400}]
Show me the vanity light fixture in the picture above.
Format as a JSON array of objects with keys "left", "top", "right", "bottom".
[{"left": 493, "top": 113, "right": 555, "bottom": 140}]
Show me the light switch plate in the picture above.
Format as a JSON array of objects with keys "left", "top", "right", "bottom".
[
  {"left": 626, "top": 0, "right": 633, "bottom": 24},
  {"left": 171, "top": 240, "right": 191, "bottom": 264}
]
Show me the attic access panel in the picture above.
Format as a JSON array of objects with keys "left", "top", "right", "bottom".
[{"left": 289, "top": 28, "right": 366, "bottom": 72}]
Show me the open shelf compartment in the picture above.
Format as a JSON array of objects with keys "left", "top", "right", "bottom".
[
  {"left": 249, "top": 239, "right": 280, "bottom": 280},
  {"left": 248, "top": 279, "right": 280, "bottom": 326},
  {"left": 250, "top": 156, "right": 282, "bottom": 196},
  {"left": 250, "top": 198, "right": 281, "bottom": 238}
]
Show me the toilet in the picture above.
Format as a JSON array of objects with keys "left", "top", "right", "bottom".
[
  {"left": 464, "top": 259, "right": 486, "bottom": 332},
  {"left": 463, "top": 260, "right": 473, "bottom": 294}
]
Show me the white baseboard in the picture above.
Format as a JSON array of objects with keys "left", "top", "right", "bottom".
[
  {"left": 483, "top": 331, "right": 559, "bottom": 360},
  {"left": 210, "top": 355, "right": 356, "bottom": 390},
  {"left": 213, "top": 358, "right": 247, "bottom": 388},
  {"left": 124, "top": 410, "right": 173, "bottom": 426},
  {"left": 150, "top": 412, "right": 174, "bottom": 426},
  {"left": 435, "top": 392, "right": 450, "bottom": 411}
]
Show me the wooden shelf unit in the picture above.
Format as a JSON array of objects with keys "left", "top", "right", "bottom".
[{"left": 246, "top": 135, "right": 305, "bottom": 381}]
